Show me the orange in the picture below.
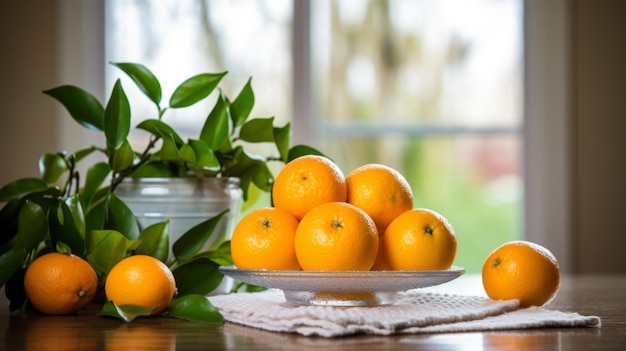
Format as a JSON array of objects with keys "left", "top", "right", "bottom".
[
  {"left": 382, "top": 208, "right": 457, "bottom": 270},
  {"left": 23, "top": 252, "right": 98, "bottom": 315},
  {"left": 104, "top": 255, "right": 177, "bottom": 315},
  {"left": 371, "top": 239, "right": 392, "bottom": 270},
  {"left": 346, "top": 163, "right": 413, "bottom": 233},
  {"left": 272, "top": 155, "right": 347, "bottom": 220},
  {"left": 482, "top": 240, "right": 560, "bottom": 308},
  {"left": 230, "top": 207, "right": 301, "bottom": 270},
  {"left": 295, "top": 202, "right": 378, "bottom": 271}
]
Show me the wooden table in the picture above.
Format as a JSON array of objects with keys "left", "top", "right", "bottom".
[{"left": 1, "top": 274, "right": 624, "bottom": 351}]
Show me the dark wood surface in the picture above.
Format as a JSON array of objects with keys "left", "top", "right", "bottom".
[{"left": 1, "top": 274, "right": 624, "bottom": 351}]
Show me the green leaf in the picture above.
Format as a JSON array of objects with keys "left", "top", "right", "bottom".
[
  {"left": 43, "top": 85, "right": 104, "bottom": 131},
  {"left": 0, "top": 178, "right": 48, "bottom": 202},
  {"left": 273, "top": 122, "right": 291, "bottom": 163},
  {"left": 48, "top": 196, "right": 86, "bottom": 257},
  {"left": 0, "top": 199, "right": 20, "bottom": 247},
  {"left": 111, "top": 62, "right": 162, "bottom": 106},
  {"left": 73, "top": 146, "right": 100, "bottom": 163},
  {"left": 104, "top": 79, "right": 131, "bottom": 149},
  {"left": 202, "top": 240, "right": 233, "bottom": 266},
  {"left": 221, "top": 148, "right": 273, "bottom": 199},
  {"left": 179, "top": 144, "right": 196, "bottom": 166},
  {"left": 136, "top": 119, "right": 184, "bottom": 146},
  {"left": 199, "top": 91, "right": 230, "bottom": 150},
  {"left": 230, "top": 77, "right": 255, "bottom": 127},
  {"left": 159, "top": 135, "right": 181, "bottom": 162},
  {"left": 135, "top": 221, "right": 170, "bottom": 262},
  {"left": 110, "top": 139, "right": 135, "bottom": 172},
  {"left": 56, "top": 241, "right": 73, "bottom": 254},
  {"left": 4, "top": 264, "right": 27, "bottom": 312},
  {"left": 170, "top": 72, "right": 227, "bottom": 108},
  {"left": 85, "top": 194, "right": 106, "bottom": 231},
  {"left": 39, "top": 152, "right": 68, "bottom": 184},
  {"left": 130, "top": 161, "right": 184, "bottom": 178},
  {"left": 81, "top": 162, "right": 111, "bottom": 208},
  {"left": 188, "top": 139, "right": 220, "bottom": 172},
  {"left": 240, "top": 182, "right": 262, "bottom": 212},
  {"left": 239, "top": 117, "right": 275, "bottom": 143},
  {"left": 231, "top": 281, "right": 267, "bottom": 293},
  {"left": 106, "top": 193, "right": 140, "bottom": 240},
  {"left": 98, "top": 300, "right": 157, "bottom": 322},
  {"left": 287, "top": 144, "right": 327, "bottom": 162},
  {"left": 166, "top": 294, "right": 223, "bottom": 323},
  {"left": 172, "top": 209, "right": 228, "bottom": 260},
  {"left": 0, "top": 247, "right": 27, "bottom": 288},
  {"left": 15, "top": 201, "right": 48, "bottom": 251},
  {"left": 65, "top": 194, "right": 86, "bottom": 238},
  {"left": 86, "top": 230, "right": 134, "bottom": 277},
  {"left": 250, "top": 164, "right": 274, "bottom": 193},
  {"left": 172, "top": 257, "right": 222, "bottom": 296}
]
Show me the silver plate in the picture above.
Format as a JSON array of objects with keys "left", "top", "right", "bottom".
[{"left": 219, "top": 266, "right": 465, "bottom": 306}]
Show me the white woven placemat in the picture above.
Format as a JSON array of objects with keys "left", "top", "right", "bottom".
[{"left": 208, "top": 289, "right": 601, "bottom": 337}]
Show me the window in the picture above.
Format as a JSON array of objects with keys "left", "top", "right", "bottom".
[{"left": 106, "top": 0, "right": 524, "bottom": 272}]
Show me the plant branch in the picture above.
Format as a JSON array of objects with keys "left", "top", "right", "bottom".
[{"left": 109, "top": 135, "right": 162, "bottom": 192}]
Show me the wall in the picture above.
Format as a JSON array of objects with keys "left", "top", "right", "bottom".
[
  {"left": 571, "top": 0, "right": 626, "bottom": 273},
  {"left": 0, "top": 1, "right": 105, "bottom": 188},
  {"left": 0, "top": 2, "right": 59, "bottom": 186}
]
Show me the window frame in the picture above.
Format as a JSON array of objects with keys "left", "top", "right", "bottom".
[{"left": 61, "top": 0, "right": 573, "bottom": 272}]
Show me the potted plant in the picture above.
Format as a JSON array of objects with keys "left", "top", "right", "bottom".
[{"left": 0, "top": 62, "right": 321, "bottom": 321}]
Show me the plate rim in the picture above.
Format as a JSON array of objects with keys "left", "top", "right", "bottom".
[{"left": 219, "top": 265, "right": 465, "bottom": 277}]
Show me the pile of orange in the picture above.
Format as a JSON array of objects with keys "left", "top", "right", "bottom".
[{"left": 231, "top": 155, "right": 458, "bottom": 272}]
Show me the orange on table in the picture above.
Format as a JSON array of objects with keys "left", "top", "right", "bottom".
[
  {"left": 346, "top": 163, "right": 413, "bottom": 233},
  {"left": 23, "top": 252, "right": 98, "bottom": 315},
  {"left": 104, "top": 255, "right": 177, "bottom": 315},
  {"left": 382, "top": 208, "right": 457, "bottom": 270},
  {"left": 482, "top": 240, "right": 560, "bottom": 307},
  {"left": 295, "top": 202, "right": 378, "bottom": 271},
  {"left": 231, "top": 207, "right": 301, "bottom": 270},
  {"left": 272, "top": 155, "right": 347, "bottom": 220}
]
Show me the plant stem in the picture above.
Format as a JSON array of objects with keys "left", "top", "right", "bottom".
[
  {"left": 109, "top": 135, "right": 161, "bottom": 192},
  {"left": 61, "top": 155, "right": 76, "bottom": 198}
]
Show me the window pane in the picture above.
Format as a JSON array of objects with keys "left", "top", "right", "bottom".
[
  {"left": 324, "top": 134, "right": 523, "bottom": 272},
  {"left": 106, "top": 0, "right": 293, "bottom": 138},
  {"left": 311, "top": 0, "right": 523, "bottom": 128}
]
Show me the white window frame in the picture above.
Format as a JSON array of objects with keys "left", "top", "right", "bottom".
[
  {"left": 59, "top": 0, "right": 573, "bottom": 272},
  {"left": 523, "top": 0, "right": 572, "bottom": 272}
]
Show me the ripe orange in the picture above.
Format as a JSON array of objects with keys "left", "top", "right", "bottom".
[
  {"left": 23, "top": 252, "right": 98, "bottom": 315},
  {"left": 371, "top": 239, "right": 392, "bottom": 271},
  {"left": 272, "top": 155, "right": 347, "bottom": 220},
  {"left": 382, "top": 208, "right": 457, "bottom": 270},
  {"left": 105, "top": 255, "right": 177, "bottom": 315},
  {"left": 295, "top": 202, "right": 378, "bottom": 271},
  {"left": 231, "top": 207, "right": 301, "bottom": 270},
  {"left": 346, "top": 163, "right": 413, "bottom": 233},
  {"left": 482, "top": 241, "right": 560, "bottom": 307}
]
